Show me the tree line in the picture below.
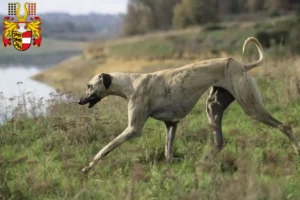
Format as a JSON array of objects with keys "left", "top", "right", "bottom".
[{"left": 122, "top": 0, "right": 300, "bottom": 35}]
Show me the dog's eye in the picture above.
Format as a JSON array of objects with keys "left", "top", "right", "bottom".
[{"left": 87, "top": 84, "right": 92, "bottom": 89}]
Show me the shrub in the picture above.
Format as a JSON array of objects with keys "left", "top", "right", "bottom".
[
  {"left": 204, "top": 23, "right": 226, "bottom": 31},
  {"left": 269, "top": 10, "right": 281, "bottom": 18},
  {"left": 255, "top": 30, "right": 289, "bottom": 48}
]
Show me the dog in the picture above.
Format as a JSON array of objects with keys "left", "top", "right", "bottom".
[{"left": 78, "top": 37, "right": 300, "bottom": 174}]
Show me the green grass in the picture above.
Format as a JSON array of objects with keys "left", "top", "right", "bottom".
[
  {"left": 1, "top": 69, "right": 300, "bottom": 199},
  {"left": 106, "top": 16, "right": 300, "bottom": 60},
  {"left": 108, "top": 26, "right": 256, "bottom": 59},
  {"left": 109, "top": 38, "right": 174, "bottom": 59}
]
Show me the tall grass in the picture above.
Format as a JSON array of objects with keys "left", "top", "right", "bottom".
[{"left": 1, "top": 56, "right": 300, "bottom": 200}]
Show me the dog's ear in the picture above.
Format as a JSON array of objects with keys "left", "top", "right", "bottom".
[{"left": 100, "top": 73, "right": 112, "bottom": 89}]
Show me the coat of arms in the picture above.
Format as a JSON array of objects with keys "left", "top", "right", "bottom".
[{"left": 2, "top": 2, "right": 42, "bottom": 51}]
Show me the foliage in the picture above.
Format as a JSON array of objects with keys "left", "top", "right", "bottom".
[
  {"left": 269, "top": 10, "right": 281, "bottom": 17},
  {"left": 122, "top": 0, "right": 300, "bottom": 35},
  {"left": 254, "top": 18, "right": 300, "bottom": 55},
  {"left": 122, "top": 0, "right": 180, "bottom": 35},
  {"left": 245, "top": 0, "right": 265, "bottom": 12},
  {"left": 204, "top": 23, "right": 226, "bottom": 31},
  {"left": 264, "top": 0, "right": 290, "bottom": 12},
  {"left": 109, "top": 17, "right": 300, "bottom": 60},
  {"left": 255, "top": 30, "right": 289, "bottom": 48},
  {"left": 172, "top": 0, "right": 219, "bottom": 29},
  {"left": 172, "top": 3, "right": 188, "bottom": 29}
]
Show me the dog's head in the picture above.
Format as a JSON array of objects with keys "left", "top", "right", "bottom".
[{"left": 78, "top": 73, "right": 112, "bottom": 108}]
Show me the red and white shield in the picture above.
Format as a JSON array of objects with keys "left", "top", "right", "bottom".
[{"left": 12, "top": 31, "right": 32, "bottom": 51}]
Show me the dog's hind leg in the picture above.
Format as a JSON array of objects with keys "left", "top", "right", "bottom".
[
  {"left": 206, "top": 87, "right": 235, "bottom": 154},
  {"left": 164, "top": 121, "right": 178, "bottom": 162},
  {"left": 235, "top": 76, "right": 300, "bottom": 154}
]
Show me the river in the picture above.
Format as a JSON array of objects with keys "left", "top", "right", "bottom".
[
  {"left": 0, "top": 66, "right": 54, "bottom": 99},
  {"left": 0, "top": 51, "right": 81, "bottom": 122},
  {"left": 0, "top": 65, "right": 56, "bottom": 121}
]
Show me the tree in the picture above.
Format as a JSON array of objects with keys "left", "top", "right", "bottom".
[
  {"left": 245, "top": 0, "right": 265, "bottom": 12},
  {"left": 172, "top": 0, "right": 219, "bottom": 29},
  {"left": 157, "top": 0, "right": 181, "bottom": 29},
  {"left": 230, "top": 0, "right": 241, "bottom": 13},
  {"left": 122, "top": 0, "right": 180, "bottom": 35},
  {"left": 264, "top": 0, "right": 289, "bottom": 12},
  {"left": 173, "top": 3, "right": 188, "bottom": 29}
]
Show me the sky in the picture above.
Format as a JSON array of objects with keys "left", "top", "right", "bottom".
[{"left": 0, "top": 0, "right": 128, "bottom": 15}]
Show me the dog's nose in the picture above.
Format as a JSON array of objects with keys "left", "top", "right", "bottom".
[
  {"left": 78, "top": 97, "right": 89, "bottom": 105},
  {"left": 78, "top": 98, "right": 84, "bottom": 105}
]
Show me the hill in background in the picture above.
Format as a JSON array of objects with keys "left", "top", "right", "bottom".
[{"left": 0, "top": 12, "right": 124, "bottom": 41}]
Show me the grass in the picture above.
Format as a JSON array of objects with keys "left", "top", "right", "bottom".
[
  {"left": 2, "top": 13, "right": 300, "bottom": 200},
  {"left": 109, "top": 38, "right": 175, "bottom": 59},
  {"left": 104, "top": 15, "right": 298, "bottom": 61},
  {"left": 1, "top": 55, "right": 300, "bottom": 199},
  {"left": 107, "top": 26, "right": 256, "bottom": 60}
]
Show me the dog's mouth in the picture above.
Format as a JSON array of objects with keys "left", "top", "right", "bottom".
[{"left": 78, "top": 96, "right": 101, "bottom": 108}]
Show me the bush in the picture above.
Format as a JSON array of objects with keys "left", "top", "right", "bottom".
[
  {"left": 204, "top": 23, "right": 226, "bottom": 31},
  {"left": 269, "top": 10, "right": 281, "bottom": 18},
  {"left": 255, "top": 30, "right": 289, "bottom": 48},
  {"left": 172, "top": 3, "right": 189, "bottom": 29},
  {"left": 297, "top": 5, "right": 300, "bottom": 20},
  {"left": 172, "top": 0, "right": 219, "bottom": 29},
  {"left": 290, "top": 24, "right": 300, "bottom": 54}
]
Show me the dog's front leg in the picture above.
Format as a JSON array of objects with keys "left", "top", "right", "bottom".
[
  {"left": 82, "top": 101, "right": 148, "bottom": 174},
  {"left": 81, "top": 126, "right": 141, "bottom": 174}
]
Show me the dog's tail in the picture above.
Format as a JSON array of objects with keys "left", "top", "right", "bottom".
[{"left": 242, "top": 37, "right": 264, "bottom": 71}]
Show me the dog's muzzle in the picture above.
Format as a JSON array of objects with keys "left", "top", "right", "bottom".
[{"left": 78, "top": 95, "right": 101, "bottom": 108}]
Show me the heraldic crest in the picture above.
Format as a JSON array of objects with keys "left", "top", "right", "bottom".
[{"left": 2, "top": 2, "right": 42, "bottom": 51}]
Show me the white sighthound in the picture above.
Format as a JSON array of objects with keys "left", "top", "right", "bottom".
[{"left": 78, "top": 37, "right": 300, "bottom": 174}]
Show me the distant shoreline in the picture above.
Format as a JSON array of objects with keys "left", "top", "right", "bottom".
[{"left": 0, "top": 50, "right": 81, "bottom": 68}]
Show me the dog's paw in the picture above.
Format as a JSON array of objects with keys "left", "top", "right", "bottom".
[{"left": 81, "top": 166, "right": 91, "bottom": 174}]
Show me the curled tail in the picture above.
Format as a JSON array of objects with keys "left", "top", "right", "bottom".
[{"left": 242, "top": 37, "right": 264, "bottom": 71}]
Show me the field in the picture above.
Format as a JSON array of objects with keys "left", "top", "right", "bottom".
[
  {"left": 2, "top": 15, "right": 300, "bottom": 200},
  {"left": 2, "top": 56, "right": 300, "bottom": 199}
]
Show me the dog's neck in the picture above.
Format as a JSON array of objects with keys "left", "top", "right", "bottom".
[{"left": 107, "top": 73, "right": 139, "bottom": 100}]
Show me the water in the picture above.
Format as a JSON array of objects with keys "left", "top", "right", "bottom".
[
  {"left": 0, "top": 65, "right": 56, "bottom": 122},
  {"left": 0, "top": 66, "right": 54, "bottom": 98}
]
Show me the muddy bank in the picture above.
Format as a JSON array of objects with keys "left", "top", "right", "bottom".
[{"left": 31, "top": 55, "right": 100, "bottom": 91}]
